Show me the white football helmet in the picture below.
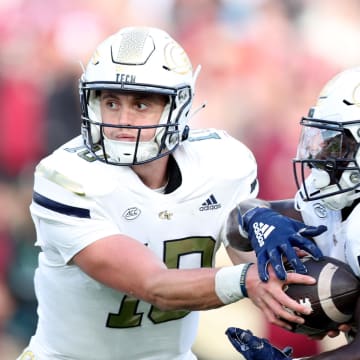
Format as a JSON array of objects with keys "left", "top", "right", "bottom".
[
  {"left": 80, "top": 26, "right": 200, "bottom": 165},
  {"left": 293, "top": 67, "right": 360, "bottom": 210}
]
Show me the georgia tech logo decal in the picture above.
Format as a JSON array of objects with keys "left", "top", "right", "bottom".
[
  {"left": 123, "top": 207, "right": 141, "bottom": 220},
  {"left": 91, "top": 49, "right": 100, "bottom": 65},
  {"left": 164, "top": 41, "right": 192, "bottom": 75},
  {"left": 159, "top": 210, "right": 173, "bottom": 220},
  {"left": 352, "top": 82, "right": 360, "bottom": 106}
]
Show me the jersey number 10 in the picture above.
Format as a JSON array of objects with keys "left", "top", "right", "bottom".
[{"left": 106, "top": 236, "right": 216, "bottom": 328}]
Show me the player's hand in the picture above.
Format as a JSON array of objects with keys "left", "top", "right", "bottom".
[
  {"left": 239, "top": 207, "right": 326, "bottom": 281},
  {"left": 226, "top": 327, "right": 293, "bottom": 360},
  {"left": 245, "top": 264, "right": 315, "bottom": 328}
]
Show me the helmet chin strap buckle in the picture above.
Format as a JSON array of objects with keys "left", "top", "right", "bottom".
[{"left": 182, "top": 125, "right": 190, "bottom": 141}]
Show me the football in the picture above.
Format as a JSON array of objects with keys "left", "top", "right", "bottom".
[{"left": 283, "top": 256, "right": 360, "bottom": 336}]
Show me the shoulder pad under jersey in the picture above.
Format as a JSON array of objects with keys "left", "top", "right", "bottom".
[
  {"left": 34, "top": 137, "right": 122, "bottom": 197},
  {"left": 184, "top": 128, "right": 257, "bottom": 178}
]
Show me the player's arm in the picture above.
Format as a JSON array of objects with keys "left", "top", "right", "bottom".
[
  {"left": 73, "top": 234, "right": 225, "bottom": 311},
  {"left": 73, "top": 234, "right": 314, "bottom": 327}
]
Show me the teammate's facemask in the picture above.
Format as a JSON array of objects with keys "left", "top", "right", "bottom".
[
  {"left": 79, "top": 26, "right": 201, "bottom": 166},
  {"left": 293, "top": 67, "right": 360, "bottom": 210}
]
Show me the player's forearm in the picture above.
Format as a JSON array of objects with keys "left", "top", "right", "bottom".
[
  {"left": 74, "top": 235, "right": 250, "bottom": 312},
  {"left": 269, "top": 199, "right": 302, "bottom": 220},
  {"left": 225, "top": 198, "right": 301, "bottom": 251},
  {"left": 225, "top": 199, "right": 268, "bottom": 251},
  {"left": 145, "top": 267, "right": 224, "bottom": 311}
]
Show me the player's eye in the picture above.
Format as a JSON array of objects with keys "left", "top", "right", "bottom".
[
  {"left": 106, "top": 100, "right": 118, "bottom": 110},
  {"left": 135, "top": 102, "right": 148, "bottom": 111}
]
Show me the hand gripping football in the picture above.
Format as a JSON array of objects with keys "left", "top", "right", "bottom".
[{"left": 283, "top": 256, "right": 360, "bottom": 336}]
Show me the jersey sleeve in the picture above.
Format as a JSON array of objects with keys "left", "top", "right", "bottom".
[{"left": 31, "top": 166, "right": 120, "bottom": 266}]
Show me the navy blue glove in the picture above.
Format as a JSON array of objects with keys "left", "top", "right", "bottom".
[
  {"left": 226, "top": 327, "right": 293, "bottom": 360},
  {"left": 239, "top": 207, "right": 326, "bottom": 281}
]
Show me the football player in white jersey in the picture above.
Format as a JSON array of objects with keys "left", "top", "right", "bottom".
[
  {"left": 16, "top": 26, "right": 326, "bottom": 360},
  {"left": 226, "top": 67, "right": 360, "bottom": 359}
]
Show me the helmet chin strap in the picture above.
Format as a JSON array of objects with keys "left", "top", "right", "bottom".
[
  {"left": 322, "top": 190, "right": 360, "bottom": 211},
  {"left": 314, "top": 173, "right": 360, "bottom": 211},
  {"left": 305, "top": 168, "right": 360, "bottom": 210}
]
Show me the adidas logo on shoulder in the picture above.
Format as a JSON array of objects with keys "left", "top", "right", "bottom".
[{"left": 199, "top": 194, "right": 221, "bottom": 211}]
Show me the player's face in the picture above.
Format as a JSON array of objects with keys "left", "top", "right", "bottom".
[{"left": 99, "top": 91, "right": 167, "bottom": 141}]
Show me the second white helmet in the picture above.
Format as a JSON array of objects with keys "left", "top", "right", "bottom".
[{"left": 294, "top": 67, "right": 360, "bottom": 210}]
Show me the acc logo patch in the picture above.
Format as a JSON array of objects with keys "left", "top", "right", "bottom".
[{"left": 123, "top": 207, "right": 141, "bottom": 220}]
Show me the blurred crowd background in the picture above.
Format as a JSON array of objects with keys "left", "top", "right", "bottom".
[{"left": 1, "top": 0, "right": 360, "bottom": 359}]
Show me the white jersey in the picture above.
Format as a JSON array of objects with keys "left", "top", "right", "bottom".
[
  {"left": 25, "top": 129, "right": 258, "bottom": 360},
  {"left": 295, "top": 190, "right": 360, "bottom": 278},
  {"left": 295, "top": 189, "right": 360, "bottom": 342}
]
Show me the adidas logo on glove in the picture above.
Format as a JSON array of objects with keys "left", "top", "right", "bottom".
[
  {"left": 252, "top": 222, "right": 275, "bottom": 247},
  {"left": 242, "top": 207, "right": 325, "bottom": 281}
]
